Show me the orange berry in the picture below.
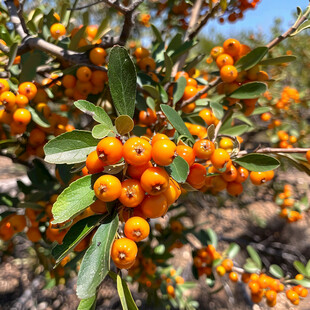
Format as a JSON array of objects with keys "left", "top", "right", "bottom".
[
  {"left": 198, "top": 108, "right": 217, "bottom": 126},
  {"left": 306, "top": 150, "right": 310, "bottom": 163},
  {"left": 241, "top": 273, "right": 251, "bottom": 283},
  {"left": 216, "top": 265, "right": 226, "bottom": 276},
  {"left": 91, "top": 70, "right": 108, "bottom": 86},
  {"left": 226, "top": 181, "right": 243, "bottom": 196},
  {"left": 250, "top": 171, "right": 267, "bottom": 186},
  {"left": 248, "top": 281, "right": 260, "bottom": 294},
  {"left": 229, "top": 272, "right": 238, "bottom": 282},
  {"left": 223, "top": 38, "right": 241, "bottom": 57},
  {"left": 15, "top": 94, "right": 29, "bottom": 108},
  {"left": 111, "top": 238, "right": 138, "bottom": 269},
  {"left": 96, "top": 137, "right": 123, "bottom": 166},
  {"left": 119, "top": 179, "right": 145, "bottom": 208},
  {"left": 50, "top": 23, "right": 66, "bottom": 40},
  {"left": 86, "top": 25, "right": 98, "bottom": 39},
  {"left": 86, "top": 150, "right": 105, "bottom": 174},
  {"left": 26, "top": 227, "right": 41, "bottom": 242},
  {"left": 186, "top": 77, "right": 198, "bottom": 87},
  {"left": 295, "top": 274, "right": 304, "bottom": 280},
  {"left": 222, "top": 258, "right": 233, "bottom": 272},
  {"left": 28, "top": 128, "right": 46, "bottom": 146},
  {"left": 126, "top": 161, "right": 153, "bottom": 179},
  {"left": 235, "top": 166, "right": 249, "bottom": 183},
  {"left": 210, "top": 46, "right": 224, "bottom": 59},
  {"left": 124, "top": 216, "right": 150, "bottom": 242},
  {"left": 36, "top": 102, "right": 51, "bottom": 118},
  {"left": 186, "top": 163, "right": 206, "bottom": 189},
  {"left": 89, "top": 199, "right": 107, "bottom": 214},
  {"left": 166, "top": 285, "right": 175, "bottom": 297},
  {"left": 134, "top": 47, "right": 150, "bottom": 59},
  {"left": 0, "top": 91, "right": 16, "bottom": 110},
  {"left": 222, "top": 164, "right": 238, "bottom": 182},
  {"left": 138, "top": 56, "right": 156, "bottom": 71},
  {"left": 76, "top": 66, "right": 92, "bottom": 82},
  {"left": 62, "top": 75, "right": 76, "bottom": 89},
  {"left": 176, "top": 145, "right": 195, "bottom": 166},
  {"left": 152, "top": 139, "right": 176, "bottom": 166},
  {"left": 182, "top": 85, "right": 197, "bottom": 101},
  {"left": 94, "top": 175, "right": 122, "bottom": 202},
  {"left": 175, "top": 71, "right": 189, "bottom": 81},
  {"left": 140, "top": 167, "right": 169, "bottom": 195},
  {"left": 139, "top": 108, "right": 157, "bottom": 125},
  {"left": 0, "top": 79, "right": 10, "bottom": 94},
  {"left": 220, "top": 65, "right": 238, "bottom": 83},
  {"left": 141, "top": 194, "right": 168, "bottom": 218},
  {"left": 210, "top": 148, "right": 231, "bottom": 170},
  {"left": 89, "top": 47, "right": 106, "bottom": 66},
  {"left": 13, "top": 108, "right": 31, "bottom": 125},
  {"left": 18, "top": 82, "right": 37, "bottom": 100},
  {"left": 8, "top": 214, "right": 26, "bottom": 232},
  {"left": 164, "top": 179, "right": 181, "bottom": 205},
  {"left": 193, "top": 139, "right": 215, "bottom": 160},
  {"left": 123, "top": 137, "right": 152, "bottom": 166},
  {"left": 216, "top": 53, "right": 234, "bottom": 68}
]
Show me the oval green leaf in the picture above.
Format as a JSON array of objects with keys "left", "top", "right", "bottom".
[
  {"left": 259, "top": 55, "right": 297, "bottom": 66},
  {"left": 52, "top": 175, "right": 96, "bottom": 224},
  {"left": 246, "top": 245, "right": 262, "bottom": 270},
  {"left": 235, "top": 46, "right": 268, "bottom": 71},
  {"left": 234, "top": 154, "right": 280, "bottom": 172},
  {"left": 108, "top": 46, "right": 136, "bottom": 118},
  {"left": 173, "top": 76, "right": 187, "bottom": 105},
  {"left": 229, "top": 82, "right": 267, "bottom": 99},
  {"left": 76, "top": 213, "right": 119, "bottom": 299},
  {"left": 165, "top": 155, "right": 189, "bottom": 183},
  {"left": 44, "top": 130, "right": 99, "bottom": 164},
  {"left": 115, "top": 115, "right": 134, "bottom": 135},
  {"left": 269, "top": 264, "right": 284, "bottom": 279}
]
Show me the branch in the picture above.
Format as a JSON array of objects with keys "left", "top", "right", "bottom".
[
  {"left": 267, "top": 5, "right": 310, "bottom": 49},
  {"left": 0, "top": 42, "right": 10, "bottom": 54},
  {"left": 213, "top": 108, "right": 234, "bottom": 141}
]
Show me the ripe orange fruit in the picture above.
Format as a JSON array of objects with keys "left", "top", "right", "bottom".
[
  {"left": 111, "top": 237, "right": 138, "bottom": 269},
  {"left": 186, "top": 163, "right": 206, "bottom": 189},
  {"left": 222, "top": 164, "right": 238, "bottom": 182},
  {"left": 0, "top": 79, "right": 10, "bottom": 93},
  {"left": 210, "top": 148, "right": 231, "bottom": 170},
  {"left": 141, "top": 194, "right": 168, "bottom": 218},
  {"left": 126, "top": 161, "right": 153, "bottom": 180},
  {"left": 123, "top": 137, "right": 152, "bottom": 166},
  {"left": 138, "top": 56, "right": 156, "bottom": 71},
  {"left": 18, "top": 82, "right": 37, "bottom": 100},
  {"left": 15, "top": 94, "right": 29, "bottom": 108},
  {"left": 152, "top": 139, "right": 176, "bottom": 166},
  {"left": 140, "top": 167, "right": 169, "bottom": 195},
  {"left": 13, "top": 108, "right": 31, "bottom": 125},
  {"left": 229, "top": 272, "right": 238, "bottom": 282},
  {"left": 26, "top": 227, "right": 41, "bottom": 242},
  {"left": 216, "top": 265, "right": 226, "bottom": 276},
  {"left": 76, "top": 66, "right": 92, "bottom": 82},
  {"left": 134, "top": 47, "right": 150, "bottom": 59},
  {"left": 193, "top": 139, "right": 215, "bottom": 160},
  {"left": 96, "top": 137, "right": 123, "bottom": 166},
  {"left": 216, "top": 53, "right": 234, "bottom": 68},
  {"left": 223, "top": 38, "right": 241, "bottom": 57},
  {"left": 89, "top": 47, "right": 107, "bottom": 66},
  {"left": 250, "top": 171, "right": 267, "bottom": 186},
  {"left": 235, "top": 166, "right": 249, "bottom": 183},
  {"left": 119, "top": 179, "right": 145, "bottom": 208},
  {"left": 124, "top": 216, "right": 150, "bottom": 242},
  {"left": 28, "top": 128, "right": 46, "bottom": 146},
  {"left": 175, "top": 71, "right": 189, "bottom": 81},
  {"left": 182, "top": 85, "right": 197, "bottom": 101},
  {"left": 91, "top": 70, "right": 108, "bottom": 86},
  {"left": 50, "top": 23, "right": 66, "bottom": 39},
  {"left": 220, "top": 65, "right": 238, "bottom": 83},
  {"left": 211, "top": 46, "right": 224, "bottom": 59},
  {"left": 86, "top": 150, "right": 105, "bottom": 174},
  {"left": 94, "top": 175, "right": 122, "bottom": 202},
  {"left": 62, "top": 75, "right": 76, "bottom": 89},
  {"left": 163, "top": 179, "right": 181, "bottom": 205},
  {"left": 306, "top": 150, "right": 310, "bottom": 163},
  {"left": 226, "top": 181, "right": 243, "bottom": 196},
  {"left": 176, "top": 145, "right": 195, "bottom": 166},
  {"left": 139, "top": 108, "right": 157, "bottom": 125}
]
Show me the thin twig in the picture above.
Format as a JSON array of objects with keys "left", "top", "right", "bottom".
[
  {"left": 0, "top": 42, "right": 9, "bottom": 54},
  {"left": 213, "top": 108, "right": 234, "bottom": 141}
]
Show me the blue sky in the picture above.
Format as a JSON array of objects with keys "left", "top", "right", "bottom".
[{"left": 202, "top": 0, "right": 309, "bottom": 37}]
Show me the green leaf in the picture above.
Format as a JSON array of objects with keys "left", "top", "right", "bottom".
[
  {"left": 69, "top": 26, "right": 86, "bottom": 50},
  {"left": 110, "top": 272, "right": 138, "bottom": 310},
  {"left": 7, "top": 42, "right": 18, "bottom": 69},
  {"left": 306, "top": 260, "right": 310, "bottom": 277},
  {"left": 291, "top": 20, "right": 310, "bottom": 36},
  {"left": 92, "top": 124, "right": 111, "bottom": 139},
  {"left": 17, "top": 202, "right": 44, "bottom": 210},
  {"left": 28, "top": 106, "right": 50, "bottom": 128},
  {"left": 44, "top": 130, "right": 99, "bottom": 164},
  {"left": 160, "top": 104, "right": 194, "bottom": 143},
  {"left": 20, "top": 50, "right": 48, "bottom": 83},
  {"left": 52, "top": 175, "right": 96, "bottom": 224},
  {"left": 146, "top": 97, "right": 155, "bottom": 110},
  {"left": 151, "top": 24, "right": 163, "bottom": 43},
  {"left": 77, "top": 295, "right": 97, "bottom": 310},
  {"left": 76, "top": 213, "right": 119, "bottom": 299},
  {"left": 244, "top": 260, "right": 260, "bottom": 274},
  {"left": 259, "top": 55, "right": 297, "bottom": 66},
  {"left": 162, "top": 52, "right": 173, "bottom": 83},
  {"left": 143, "top": 85, "right": 160, "bottom": 100},
  {"left": 210, "top": 101, "right": 224, "bottom": 119},
  {"left": 234, "top": 154, "right": 280, "bottom": 172},
  {"left": 251, "top": 106, "right": 271, "bottom": 115},
  {"left": 93, "top": 17, "right": 109, "bottom": 42},
  {"left": 165, "top": 156, "right": 189, "bottom": 183},
  {"left": 246, "top": 246, "right": 262, "bottom": 270},
  {"left": 269, "top": 264, "right": 284, "bottom": 279},
  {"left": 167, "top": 33, "right": 182, "bottom": 56},
  {"left": 52, "top": 214, "right": 106, "bottom": 264},
  {"left": 235, "top": 47, "right": 268, "bottom": 71},
  {"left": 205, "top": 228, "right": 217, "bottom": 247},
  {"left": 117, "top": 274, "right": 128, "bottom": 310},
  {"left": 173, "top": 76, "right": 187, "bottom": 105},
  {"left": 229, "top": 82, "right": 267, "bottom": 99},
  {"left": 108, "top": 46, "right": 136, "bottom": 118},
  {"left": 115, "top": 115, "right": 134, "bottom": 135},
  {"left": 74, "top": 100, "right": 113, "bottom": 126},
  {"left": 289, "top": 279, "right": 310, "bottom": 288},
  {"left": 294, "top": 261, "right": 306, "bottom": 275},
  {"left": 159, "top": 84, "right": 168, "bottom": 103},
  {"left": 226, "top": 243, "right": 240, "bottom": 259},
  {"left": 219, "top": 125, "right": 250, "bottom": 136}
]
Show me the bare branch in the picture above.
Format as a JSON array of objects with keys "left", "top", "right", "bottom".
[
  {"left": 0, "top": 42, "right": 10, "bottom": 54},
  {"left": 213, "top": 109, "right": 234, "bottom": 141},
  {"left": 239, "top": 148, "right": 310, "bottom": 156}
]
